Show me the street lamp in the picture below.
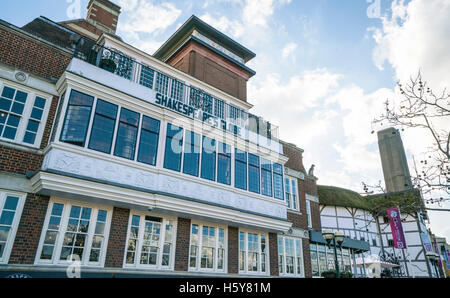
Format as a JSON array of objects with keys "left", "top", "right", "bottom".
[
  {"left": 426, "top": 251, "right": 440, "bottom": 278},
  {"left": 323, "top": 230, "right": 345, "bottom": 278}
]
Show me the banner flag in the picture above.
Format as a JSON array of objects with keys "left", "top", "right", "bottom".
[{"left": 387, "top": 207, "right": 407, "bottom": 249}]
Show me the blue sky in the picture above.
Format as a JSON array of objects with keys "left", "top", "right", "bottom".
[{"left": 1, "top": 0, "right": 449, "bottom": 239}]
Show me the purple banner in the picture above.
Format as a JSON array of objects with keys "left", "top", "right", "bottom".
[
  {"left": 433, "top": 237, "right": 442, "bottom": 267},
  {"left": 387, "top": 207, "right": 407, "bottom": 249},
  {"left": 447, "top": 250, "right": 450, "bottom": 270}
]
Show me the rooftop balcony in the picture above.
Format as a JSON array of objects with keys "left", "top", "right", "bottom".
[{"left": 69, "top": 38, "right": 282, "bottom": 154}]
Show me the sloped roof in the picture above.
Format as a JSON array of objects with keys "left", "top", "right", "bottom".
[
  {"left": 153, "top": 15, "right": 256, "bottom": 63},
  {"left": 317, "top": 185, "right": 372, "bottom": 210}
]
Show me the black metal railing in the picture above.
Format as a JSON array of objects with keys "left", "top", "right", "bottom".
[{"left": 73, "top": 39, "right": 279, "bottom": 141}]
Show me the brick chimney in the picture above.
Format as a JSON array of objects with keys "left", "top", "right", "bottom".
[{"left": 86, "top": 0, "right": 121, "bottom": 35}]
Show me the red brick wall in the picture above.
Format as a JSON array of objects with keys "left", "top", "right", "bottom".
[
  {"left": 310, "top": 201, "right": 321, "bottom": 231},
  {"left": 104, "top": 207, "right": 129, "bottom": 268},
  {"left": 228, "top": 226, "right": 238, "bottom": 274},
  {"left": 0, "top": 145, "right": 43, "bottom": 174},
  {"left": 174, "top": 217, "right": 191, "bottom": 271},
  {"left": 0, "top": 94, "right": 59, "bottom": 174},
  {"left": 282, "top": 144, "right": 305, "bottom": 173},
  {"left": 268, "top": 232, "right": 279, "bottom": 276},
  {"left": 302, "top": 238, "right": 312, "bottom": 277},
  {"left": 8, "top": 193, "right": 50, "bottom": 264},
  {"left": 87, "top": 0, "right": 120, "bottom": 34},
  {"left": 0, "top": 27, "right": 71, "bottom": 80}
]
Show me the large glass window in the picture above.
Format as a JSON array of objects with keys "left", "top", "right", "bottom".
[
  {"left": 273, "top": 163, "right": 284, "bottom": 200},
  {"left": 235, "top": 149, "right": 247, "bottom": 190},
  {"left": 139, "top": 65, "right": 155, "bottom": 89},
  {"left": 88, "top": 99, "right": 118, "bottom": 154},
  {"left": 60, "top": 89, "right": 94, "bottom": 147},
  {"left": 0, "top": 193, "right": 24, "bottom": 264},
  {"left": 155, "top": 72, "right": 170, "bottom": 95},
  {"left": 306, "top": 200, "right": 312, "bottom": 228},
  {"left": 285, "top": 177, "right": 299, "bottom": 211},
  {"left": 114, "top": 108, "right": 140, "bottom": 160},
  {"left": 310, "top": 243, "right": 319, "bottom": 277},
  {"left": 37, "top": 201, "right": 111, "bottom": 266},
  {"left": 200, "top": 136, "right": 216, "bottom": 181},
  {"left": 124, "top": 214, "right": 176, "bottom": 269},
  {"left": 23, "top": 96, "right": 47, "bottom": 145},
  {"left": 239, "top": 231, "right": 268, "bottom": 275},
  {"left": 278, "top": 236, "right": 304, "bottom": 276},
  {"left": 248, "top": 154, "right": 260, "bottom": 194},
  {"left": 137, "top": 116, "right": 160, "bottom": 166},
  {"left": 163, "top": 123, "right": 183, "bottom": 171},
  {"left": 261, "top": 159, "right": 273, "bottom": 197},
  {"left": 217, "top": 142, "right": 231, "bottom": 185},
  {"left": 183, "top": 130, "right": 200, "bottom": 176},
  {"left": 0, "top": 86, "right": 27, "bottom": 141},
  {"left": 189, "top": 224, "right": 226, "bottom": 272},
  {"left": 170, "top": 79, "right": 185, "bottom": 103}
]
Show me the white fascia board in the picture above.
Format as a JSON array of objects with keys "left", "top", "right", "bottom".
[{"left": 31, "top": 171, "right": 291, "bottom": 232}]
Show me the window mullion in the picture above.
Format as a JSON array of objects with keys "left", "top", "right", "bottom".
[
  {"left": 84, "top": 98, "right": 98, "bottom": 149},
  {"left": 54, "top": 203, "right": 70, "bottom": 264}
]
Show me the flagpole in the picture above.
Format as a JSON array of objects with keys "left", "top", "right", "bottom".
[{"left": 397, "top": 205, "right": 415, "bottom": 278}]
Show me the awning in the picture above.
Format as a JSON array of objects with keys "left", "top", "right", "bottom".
[{"left": 309, "top": 231, "right": 370, "bottom": 253}]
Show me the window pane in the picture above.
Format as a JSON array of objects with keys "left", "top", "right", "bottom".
[
  {"left": 163, "top": 124, "right": 183, "bottom": 171},
  {"left": 4, "top": 196, "right": 19, "bottom": 210},
  {"left": 201, "top": 136, "right": 216, "bottom": 181},
  {"left": 114, "top": 108, "right": 139, "bottom": 160},
  {"left": 248, "top": 154, "right": 260, "bottom": 194},
  {"left": 88, "top": 100, "right": 118, "bottom": 154},
  {"left": 235, "top": 149, "right": 247, "bottom": 190},
  {"left": 137, "top": 116, "right": 160, "bottom": 166},
  {"left": 261, "top": 159, "right": 272, "bottom": 197},
  {"left": 183, "top": 130, "right": 200, "bottom": 176},
  {"left": 60, "top": 90, "right": 94, "bottom": 147},
  {"left": 217, "top": 142, "right": 231, "bottom": 185}
]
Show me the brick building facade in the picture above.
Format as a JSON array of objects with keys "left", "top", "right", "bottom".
[{"left": 0, "top": 0, "right": 324, "bottom": 278}]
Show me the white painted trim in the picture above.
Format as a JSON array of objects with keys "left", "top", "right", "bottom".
[
  {"left": 0, "top": 190, "right": 26, "bottom": 264},
  {"left": 0, "top": 79, "right": 53, "bottom": 148},
  {"left": 187, "top": 221, "right": 228, "bottom": 273},
  {"left": 122, "top": 211, "right": 177, "bottom": 271},
  {"left": 99, "top": 34, "right": 253, "bottom": 111},
  {"left": 31, "top": 171, "right": 292, "bottom": 232},
  {"left": 34, "top": 197, "right": 113, "bottom": 267}
]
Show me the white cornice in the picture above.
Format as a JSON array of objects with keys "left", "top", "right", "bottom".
[{"left": 31, "top": 171, "right": 291, "bottom": 232}]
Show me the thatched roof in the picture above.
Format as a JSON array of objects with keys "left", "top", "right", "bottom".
[
  {"left": 317, "top": 185, "right": 372, "bottom": 210},
  {"left": 317, "top": 185, "right": 422, "bottom": 215}
]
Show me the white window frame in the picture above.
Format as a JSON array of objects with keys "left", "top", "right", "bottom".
[
  {"left": 188, "top": 221, "right": 227, "bottom": 273},
  {"left": 238, "top": 229, "right": 270, "bottom": 276},
  {"left": 0, "top": 190, "right": 26, "bottom": 264},
  {"left": 123, "top": 211, "right": 177, "bottom": 271},
  {"left": 285, "top": 176, "right": 299, "bottom": 211},
  {"left": 0, "top": 80, "right": 52, "bottom": 148},
  {"left": 278, "top": 235, "right": 305, "bottom": 277},
  {"left": 305, "top": 200, "right": 312, "bottom": 228},
  {"left": 35, "top": 198, "right": 113, "bottom": 267}
]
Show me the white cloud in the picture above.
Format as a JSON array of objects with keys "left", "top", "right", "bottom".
[
  {"left": 114, "top": 0, "right": 182, "bottom": 37},
  {"left": 199, "top": 13, "right": 245, "bottom": 38},
  {"left": 371, "top": 0, "right": 450, "bottom": 90},
  {"left": 281, "top": 42, "right": 297, "bottom": 59}
]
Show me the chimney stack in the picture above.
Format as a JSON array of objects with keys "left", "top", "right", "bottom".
[
  {"left": 377, "top": 127, "right": 413, "bottom": 193},
  {"left": 86, "top": 0, "right": 121, "bottom": 35}
]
